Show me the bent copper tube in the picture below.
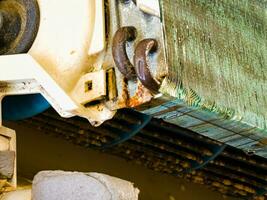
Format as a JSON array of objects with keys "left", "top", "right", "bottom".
[
  {"left": 112, "top": 26, "right": 137, "bottom": 80},
  {"left": 134, "top": 39, "right": 160, "bottom": 93}
]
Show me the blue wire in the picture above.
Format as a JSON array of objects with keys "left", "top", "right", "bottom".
[
  {"left": 101, "top": 112, "right": 152, "bottom": 149},
  {"left": 184, "top": 144, "right": 227, "bottom": 173}
]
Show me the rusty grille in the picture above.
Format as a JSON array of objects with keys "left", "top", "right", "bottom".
[{"left": 20, "top": 109, "right": 267, "bottom": 200}]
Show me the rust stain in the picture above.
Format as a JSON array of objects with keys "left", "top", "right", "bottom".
[{"left": 129, "top": 83, "right": 153, "bottom": 107}]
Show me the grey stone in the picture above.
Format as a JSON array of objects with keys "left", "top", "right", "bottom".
[{"left": 32, "top": 171, "right": 139, "bottom": 200}]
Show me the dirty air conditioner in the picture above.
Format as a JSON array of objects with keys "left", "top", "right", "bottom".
[{"left": 0, "top": 0, "right": 266, "bottom": 197}]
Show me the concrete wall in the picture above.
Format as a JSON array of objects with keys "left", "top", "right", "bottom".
[{"left": 6, "top": 122, "right": 237, "bottom": 200}]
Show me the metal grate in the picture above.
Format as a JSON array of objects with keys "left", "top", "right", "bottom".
[{"left": 21, "top": 108, "right": 267, "bottom": 199}]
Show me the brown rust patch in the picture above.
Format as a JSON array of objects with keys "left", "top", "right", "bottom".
[{"left": 129, "top": 83, "right": 153, "bottom": 107}]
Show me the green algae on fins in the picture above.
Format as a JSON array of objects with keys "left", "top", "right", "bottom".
[
  {"left": 154, "top": 0, "right": 267, "bottom": 156},
  {"left": 159, "top": 0, "right": 267, "bottom": 130}
]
